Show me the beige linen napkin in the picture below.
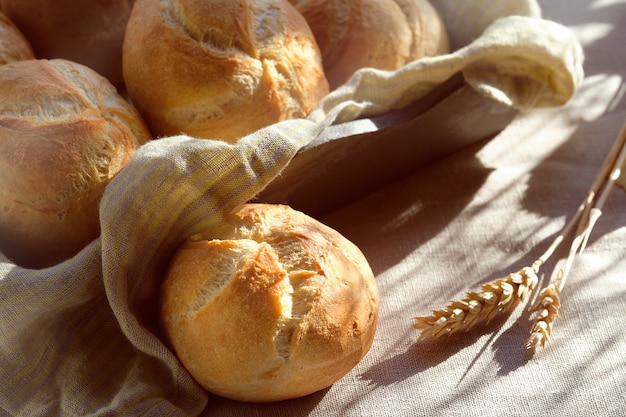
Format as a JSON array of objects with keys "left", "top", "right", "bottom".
[{"left": 0, "top": 1, "right": 584, "bottom": 415}]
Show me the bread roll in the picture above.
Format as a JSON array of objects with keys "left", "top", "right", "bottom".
[
  {"left": 0, "top": 11, "right": 35, "bottom": 65},
  {"left": 0, "top": 0, "right": 135, "bottom": 85},
  {"left": 0, "top": 59, "right": 152, "bottom": 269},
  {"left": 288, "top": 0, "right": 450, "bottom": 89},
  {"left": 123, "top": 0, "right": 329, "bottom": 143},
  {"left": 159, "top": 204, "right": 379, "bottom": 402}
]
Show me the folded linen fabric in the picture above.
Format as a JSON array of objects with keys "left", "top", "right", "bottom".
[
  {"left": 0, "top": 1, "right": 584, "bottom": 415},
  {"left": 309, "top": 15, "right": 584, "bottom": 123}
]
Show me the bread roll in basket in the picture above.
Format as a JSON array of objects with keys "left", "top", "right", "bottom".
[
  {"left": 0, "top": 10, "right": 34, "bottom": 65},
  {"left": 0, "top": 59, "right": 151, "bottom": 268},
  {"left": 0, "top": 0, "right": 135, "bottom": 85},
  {"left": 288, "top": 0, "right": 450, "bottom": 89},
  {"left": 123, "top": 0, "right": 330, "bottom": 143},
  {"left": 159, "top": 204, "right": 379, "bottom": 402}
]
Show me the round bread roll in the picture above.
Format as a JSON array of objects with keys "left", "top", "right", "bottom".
[
  {"left": 0, "top": 59, "right": 152, "bottom": 269},
  {"left": 0, "top": 11, "right": 35, "bottom": 65},
  {"left": 0, "top": 0, "right": 135, "bottom": 85},
  {"left": 159, "top": 203, "right": 379, "bottom": 402},
  {"left": 123, "top": 0, "right": 329, "bottom": 143},
  {"left": 288, "top": 0, "right": 450, "bottom": 89}
]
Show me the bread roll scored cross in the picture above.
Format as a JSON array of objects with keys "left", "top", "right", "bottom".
[
  {"left": 159, "top": 204, "right": 379, "bottom": 402},
  {"left": 123, "top": 0, "right": 329, "bottom": 143},
  {"left": 0, "top": 59, "right": 151, "bottom": 268},
  {"left": 288, "top": 0, "right": 450, "bottom": 89}
]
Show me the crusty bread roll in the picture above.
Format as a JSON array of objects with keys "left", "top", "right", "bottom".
[
  {"left": 0, "top": 0, "right": 135, "bottom": 85},
  {"left": 0, "top": 11, "right": 35, "bottom": 65},
  {"left": 0, "top": 59, "right": 152, "bottom": 269},
  {"left": 159, "top": 204, "right": 379, "bottom": 402},
  {"left": 288, "top": 0, "right": 450, "bottom": 89},
  {"left": 123, "top": 0, "right": 329, "bottom": 143}
]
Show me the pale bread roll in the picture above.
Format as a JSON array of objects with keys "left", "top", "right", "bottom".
[
  {"left": 122, "top": 0, "right": 329, "bottom": 143},
  {"left": 159, "top": 204, "right": 379, "bottom": 402},
  {"left": 0, "top": 0, "right": 135, "bottom": 85},
  {"left": 289, "top": 0, "right": 450, "bottom": 89},
  {"left": 0, "top": 11, "right": 35, "bottom": 65},
  {"left": 0, "top": 59, "right": 152, "bottom": 269}
]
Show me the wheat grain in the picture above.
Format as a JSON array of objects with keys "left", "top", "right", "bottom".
[
  {"left": 525, "top": 284, "right": 561, "bottom": 354},
  {"left": 414, "top": 266, "right": 539, "bottom": 341}
]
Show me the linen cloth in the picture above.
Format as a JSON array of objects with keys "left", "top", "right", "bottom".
[{"left": 0, "top": 1, "right": 586, "bottom": 416}]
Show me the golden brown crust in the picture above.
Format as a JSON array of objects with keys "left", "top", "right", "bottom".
[
  {"left": 288, "top": 0, "right": 450, "bottom": 89},
  {"left": 159, "top": 204, "right": 379, "bottom": 402},
  {"left": 0, "top": 0, "right": 135, "bottom": 85},
  {"left": 122, "top": 0, "right": 329, "bottom": 143},
  {"left": 0, "top": 59, "right": 152, "bottom": 268},
  {"left": 0, "top": 11, "right": 34, "bottom": 65}
]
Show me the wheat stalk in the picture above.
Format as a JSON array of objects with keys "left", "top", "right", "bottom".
[{"left": 414, "top": 118, "right": 626, "bottom": 350}]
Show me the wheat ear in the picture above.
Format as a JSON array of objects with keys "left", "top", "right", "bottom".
[
  {"left": 525, "top": 284, "right": 561, "bottom": 351},
  {"left": 413, "top": 266, "right": 539, "bottom": 341}
]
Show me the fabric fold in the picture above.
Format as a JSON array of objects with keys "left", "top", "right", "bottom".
[{"left": 308, "top": 15, "right": 584, "bottom": 124}]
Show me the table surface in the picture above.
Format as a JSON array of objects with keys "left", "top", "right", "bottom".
[{"left": 203, "top": 1, "right": 626, "bottom": 415}]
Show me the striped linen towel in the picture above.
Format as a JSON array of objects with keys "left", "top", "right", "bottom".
[{"left": 0, "top": 1, "right": 584, "bottom": 415}]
